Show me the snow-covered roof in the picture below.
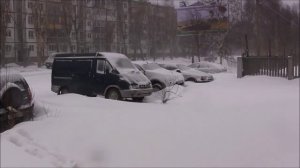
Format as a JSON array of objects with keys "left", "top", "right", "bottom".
[{"left": 98, "top": 52, "right": 127, "bottom": 60}]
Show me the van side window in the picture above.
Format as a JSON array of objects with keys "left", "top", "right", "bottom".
[
  {"left": 73, "top": 60, "right": 92, "bottom": 75},
  {"left": 97, "top": 60, "right": 105, "bottom": 74},
  {"left": 53, "top": 60, "right": 72, "bottom": 77},
  {"left": 106, "top": 62, "right": 113, "bottom": 73}
]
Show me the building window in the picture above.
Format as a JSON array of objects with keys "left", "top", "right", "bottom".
[
  {"left": 123, "top": 2, "right": 127, "bottom": 9},
  {"left": 49, "top": 45, "right": 56, "bottom": 51},
  {"left": 60, "top": 45, "right": 68, "bottom": 52},
  {"left": 87, "top": 21, "right": 91, "bottom": 26},
  {"left": 28, "top": 30, "right": 34, "bottom": 39},
  {"left": 71, "top": 32, "right": 76, "bottom": 39},
  {"left": 39, "top": 3, "right": 43, "bottom": 10},
  {"left": 28, "top": 15, "right": 33, "bottom": 24},
  {"left": 6, "top": 29, "right": 12, "bottom": 37},
  {"left": 5, "top": 45, "right": 12, "bottom": 53},
  {"left": 28, "top": 45, "right": 35, "bottom": 52},
  {"left": 6, "top": 15, "right": 11, "bottom": 23},
  {"left": 28, "top": 1, "right": 33, "bottom": 9},
  {"left": 87, "top": 33, "right": 92, "bottom": 39}
]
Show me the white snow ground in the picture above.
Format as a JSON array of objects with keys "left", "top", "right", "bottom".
[{"left": 0, "top": 60, "right": 299, "bottom": 167}]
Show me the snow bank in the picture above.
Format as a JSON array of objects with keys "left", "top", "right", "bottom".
[{"left": 0, "top": 64, "right": 299, "bottom": 167}]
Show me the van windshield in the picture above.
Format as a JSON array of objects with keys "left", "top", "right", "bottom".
[{"left": 109, "top": 57, "right": 137, "bottom": 72}]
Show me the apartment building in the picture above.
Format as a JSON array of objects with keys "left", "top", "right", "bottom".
[
  {"left": 1, "top": 0, "right": 176, "bottom": 65},
  {"left": 1, "top": 0, "right": 129, "bottom": 64}
]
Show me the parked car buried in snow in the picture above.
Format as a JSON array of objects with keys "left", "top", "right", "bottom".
[
  {"left": 176, "top": 64, "right": 214, "bottom": 82},
  {"left": 0, "top": 72, "right": 34, "bottom": 132},
  {"left": 134, "top": 62, "right": 185, "bottom": 92},
  {"left": 44, "top": 53, "right": 56, "bottom": 69},
  {"left": 189, "top": 61, "right": 227, "bottom": 73},
  {"left": 158, "top": 63, "right": 182, "bottom": 73},
  {"left": 51, "top": 52, "right": 152, "bottom": 102}
]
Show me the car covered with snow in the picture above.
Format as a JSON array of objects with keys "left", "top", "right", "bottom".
[
  {"left": 189, "top": 61, "right": 227, "bottom": 73},
  {"left": 0, "top": 72, "right": 34, "bottom": 131},
  {"left": 176, "top": 64, "right": 214, "bottom": 82},
  {"left": 44, "top": 53, "right": 56, "bottom": 69},
  {"left": 51, "top": 52, "right": 152, "bottom": 101},
  {"left": 134, "top": 62, "right": 185, "bottom": 91},
  {"left": 158, "top": 63, "right": 182, "bottom": 73}
]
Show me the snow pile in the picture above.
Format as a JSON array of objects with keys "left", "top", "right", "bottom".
[{"left": 0, "top": 65, "right": 299, "bottom": 167}]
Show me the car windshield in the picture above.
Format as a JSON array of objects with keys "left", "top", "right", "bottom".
[
  {"left": 142, "top": 63, "right": 161, "bottom": 70},
  {"left": 178, "top": 65, "right": 191, "bottom": 70},
  {"left": 160, "top": 64, "right": 177, "bottom": 70}
]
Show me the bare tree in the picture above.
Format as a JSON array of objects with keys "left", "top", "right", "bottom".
[
  {"left": 116, "top": 0, "right": 129, "bottom": 55},
  {"left": 61, "top": 1, "right": 74, "bottom": 53},
  {"left": 226, "top": 0, "right": 299, "bottom": 58},
  {"left": 31, "top": 0, "right": 48, "bottom": 67},
  {"left": 0, "top": 0, "right": 10, "bottom": 66},
  {"left": 70, "top": 0, "right": 87, "bottom": 53},
  {"left": 129, "top": 1, "right": 148, "bottom": 60},
  {"left": 103, "top": 1, "right": 116, "bottom": 52}
]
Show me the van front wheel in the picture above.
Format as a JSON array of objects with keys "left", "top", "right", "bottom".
[
  {"left": 59, "top": 88, "right": 69, "bottom": 95},
  {"left": 105, "top": 88, "right": 122, "bottom": 100}
]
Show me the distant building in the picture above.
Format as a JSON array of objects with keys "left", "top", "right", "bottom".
[
  {"left": 1, "top": 0, "right": 176, "bottom": 64},
  {"left": 2, "top": 0, "right": 130, "bottom": 64}
]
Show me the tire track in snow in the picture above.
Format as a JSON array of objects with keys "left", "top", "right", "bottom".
[{"left": 5, "top": 128, "right": 77, "bottom": 167}]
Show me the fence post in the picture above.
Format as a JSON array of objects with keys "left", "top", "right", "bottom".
[
  {"left": 287, "top": 56, "right": 293, "bottom": 80},
  {"left": 237, "top": 57, "right": 243, "bottom": 78}
]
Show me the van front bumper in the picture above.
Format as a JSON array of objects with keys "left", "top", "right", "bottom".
[{"left": 120, "top": 88, "right": 153, "bottom": 98}]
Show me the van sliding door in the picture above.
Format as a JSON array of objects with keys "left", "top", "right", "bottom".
[{"left": 72, "top": 60, "right": 93, "bottom": 95}]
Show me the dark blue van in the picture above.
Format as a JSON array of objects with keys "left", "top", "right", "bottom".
[{"left": 51, "top": 52, "right": 152, "bottom": 101}]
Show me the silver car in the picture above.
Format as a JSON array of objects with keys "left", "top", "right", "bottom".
[
  {"left": 134, "top": 62, "right": 185, "bottom": 91},
  {"left": 177, "top": 64, "right": 214, "bottom": 82},
  {"left": 189, "top": 61, "right": 227, "bottom": 73}
]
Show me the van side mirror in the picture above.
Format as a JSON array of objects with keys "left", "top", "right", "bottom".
[{"left": 111, "top": 69, "right": 119, "bottom": 74}]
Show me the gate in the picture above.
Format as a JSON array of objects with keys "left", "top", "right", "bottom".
[{"left": 237, "top": 56, "right": 300, "bottom": 80}]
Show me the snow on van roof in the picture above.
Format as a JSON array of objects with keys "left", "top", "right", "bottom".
[
  {"left": 54, "top": 52, "right": 128, "bottom": 59},
  {"left": 99, "top": 52, "right": 137, "bottom": 72},
  {"left": 98, "top": 52, "right": 127, "bottom": 59}
]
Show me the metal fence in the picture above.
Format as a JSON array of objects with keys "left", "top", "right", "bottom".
[{"left": 237, "top": 56, "right": 300, "bottom": 80}]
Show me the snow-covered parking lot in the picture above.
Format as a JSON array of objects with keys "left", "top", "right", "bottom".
[{"left": 1, "top": 67, "right": 299, "bottom": 167}]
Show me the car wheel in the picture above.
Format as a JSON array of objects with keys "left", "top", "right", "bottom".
[
  {"left": 105, "top": 88, "right": 122, "bottom": 100},
  {"left": 1, "top": 88, "right": 23, "bottom": 109},
  {"left": 59, "top": 87, "right": 69, "bottom": 95},
  {"left": 152, "top": 83, "right": 163, "bottom": 92},
  {"left": 132, "top": 97, "right": 144, "bottom": 102}
]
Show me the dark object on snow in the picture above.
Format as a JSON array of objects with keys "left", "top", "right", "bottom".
[
  {"left": 0, "top": 73, "right": 34, "bottom": 132},
  {"left": 51, "top": 52, "right": 152, "bottom": 101}
]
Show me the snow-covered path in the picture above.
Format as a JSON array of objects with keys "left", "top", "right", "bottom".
[{"left": 1, "top": 69, "right": 299, "bottom": 167}]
